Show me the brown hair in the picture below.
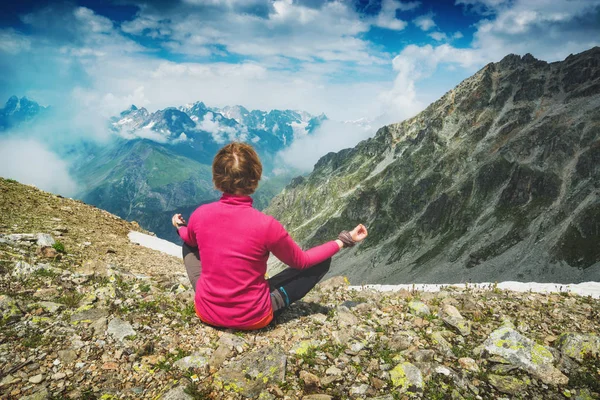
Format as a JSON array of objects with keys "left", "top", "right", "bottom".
[{"left": 212, "top": 142, "right": 262, "bottom": 195}]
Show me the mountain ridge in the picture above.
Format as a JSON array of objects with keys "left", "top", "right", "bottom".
[{"left": 266, "top": 46, "right": 600, "bottom": 285}]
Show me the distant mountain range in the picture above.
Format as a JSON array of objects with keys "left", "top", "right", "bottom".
[
  {"left": 0, "top": 97, "right": 327, "bottom": 242},
  {"left": 267, "top": 47, "right": 600, "bottom": 284}
]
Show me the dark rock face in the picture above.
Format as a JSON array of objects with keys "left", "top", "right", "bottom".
[{"left": 267, "top": 47, "right": 600, "bottom": 284}]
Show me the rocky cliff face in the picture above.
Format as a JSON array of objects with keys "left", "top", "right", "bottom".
[
  {"left": 1, "top": 178, "right": 599, "bottom": 400},
  {"left": 267, "top": 47, "right": 600, "bottom": 284}
]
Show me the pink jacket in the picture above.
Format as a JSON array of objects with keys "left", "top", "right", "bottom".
[{"left": 178, "top": 193, "right": 340, "bottom": 329}]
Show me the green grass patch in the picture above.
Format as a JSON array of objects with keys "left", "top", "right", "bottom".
[
  {"left": 52, "top": 241, "right": 66, "bottom": 254},
  {"left": 58, "top": 291, "right": 85, "bottom": 308}
]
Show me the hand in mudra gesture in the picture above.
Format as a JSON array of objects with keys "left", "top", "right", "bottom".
[
  {"left": 350, "top": 224, "right": 368, "bottom": 243},
  {"left": 172, "top": 213, "right": 186, "bottom": 228}
]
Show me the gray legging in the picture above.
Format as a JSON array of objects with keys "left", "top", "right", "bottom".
[{"left": 182, "top": 243, "right": 331, "bottom": 315}]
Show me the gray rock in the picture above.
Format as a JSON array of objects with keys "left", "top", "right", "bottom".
[
  {"left": 0, "top": 294, "right": 22, "bottom": 321},
  {"left": 302, "top": 395, "right": 333, "bottom": 400},
  {"left": 317, "top": 275, "right": 349, "bottom": 291},
  {"left": 439, "top": 305, "right": 471, "bottom": 336},
  {"left": 173, "top": 353, "right": 208, "bottom": 370},
  {"left": 390, "top": 362, "right": 424, "bottom": 393},
  {"left": 91, "top": 316, "right": 108, "bottom": 336},
  {"left": 160, "top": 385, "right": 193, "bottom": 400},
  {"left": 107, "top": 317, "right": 136, "bottom": 341},
  {"left": 28, "top": 374, "right": 44, "bottom": 384},
  {"left": 70, "top": 308, "right": 109, "bottom": 323},
  {"left": 58, "top": 349, "right": 78, "bottom": 364},
  {"left": 326, "top": 366, "right": 343, "bottom": 375},
  {"left": 350, "top": 383, "right": 370, "bottom": 396},
  {"left": 557, "top": 333, "right": 600, "bottom": 362},
  {"left": 36, "top": 233, "right": 55, "bottom": 247},
  {"left": 336, "top": 305, "right": 359, "bottom": 326},
  {"left": 413, "top": 349, "right": 435, "bottom": 362},
  {"left": 430, "top": 331, "right": 453, "bottom": 356},
  {"left": 408, "top": 300, "right": 431, "bottom": 317},
  {"left": 12, "top": 261, "right": 39, "bottom": 277},
  {"left": 483, "top": 325, "right": 568, "bottom": 385},
  {"left": 388, "top": 331, "right": 414, "bottom": 351},
  {"left": 0, "top": 374, "right": 20, "bottom": 388},
  {"left": 488, "top": 374, "right": 531, "bottom": 395},
  {"left": 215, "top": 346, "right": 286, "bottom": 397},
  {"left": 20, "top": 388, "right": 49, "bottom": 400},
  {"left": 38, "top": 301, "right": 64, "bottom": 314}
]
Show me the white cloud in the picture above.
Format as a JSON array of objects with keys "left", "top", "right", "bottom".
[
  {"left": 276, "top": 119, "right": 377, "bottom": 171},
  {"left": 428, "top": 31, "right": 447, "bottom": 41},
  {"left": 373, "top": 0, "right": 420, "bottom": 31},
  {"left": 0, "top": 29, "right": 31, "bottom": 54},
  {"left": 0, "top": 138, "right": 78, "bottom": 196},
  {"left": 197, "top": 112, "right": 248, "bottom": 143},
  {"left": 413, "top": 13, "right": 436, "bottom": 31}
]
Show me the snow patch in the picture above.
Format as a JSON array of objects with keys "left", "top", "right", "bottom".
[
  {"left": 351, "top": 282, "right": 600, "bottom": 299},
  {"left": 128, "top": 231, "right": 181, "bottom": 258}
]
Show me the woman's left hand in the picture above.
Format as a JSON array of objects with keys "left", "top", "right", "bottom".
[{"left": 172, "top": 214, "right": 186, "bottom": 228}]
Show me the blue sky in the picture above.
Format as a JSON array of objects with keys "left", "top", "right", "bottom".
[{"left": 1, "top": 0, "right": 600, "bottom": 123}]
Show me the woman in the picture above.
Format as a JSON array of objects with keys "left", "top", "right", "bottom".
[{"left": 172, "top": 142, "right": 367, "bottom": 330}]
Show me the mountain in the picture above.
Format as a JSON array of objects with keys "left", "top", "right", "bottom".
[
  {"left": 73, "top": 101, "right": 321, "bottom": 241},
  {"left": 0, "top": 96, "right": 47, "bottom": 130},
  {"left": 1, "top": 177, "right": 599, "bottom": 399},
  {"left": 267, "top": 47, "right": 600, "bottom": 285}
]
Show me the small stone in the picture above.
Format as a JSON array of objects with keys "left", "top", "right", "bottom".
[
  {"left": 102, "top": 362, "right": 119, "bottom": 370},
  {"left": 458, "top": 357, "right": 479, "bottom": 372},
  {"left": 38, "top": 246, "right": 59, "bottom": 258},
  {"left": 173, "top": 353, "right": 208, "bottom": 371},
  {"left": 336, "top": 305, "right": 359, "bottom": 326},
  {"left": 52, "top": 372, "right": 66, "bottom": 380},
  {"left": 0, "top": 294, "right": 23, "bottom": 321},
  {"left": 36, "top": 233, "right": 55, "bottom": 247},
  {"left": 388, "top": 332, "right": 414, "bottom": 351},
  {"left": 300, "top": 370, "right": 320, "bottom": 388},
  {"left": 390, "top": 362, "right": 424, "bottom": 393},
  {"left": 350, "top": 384, "right": 369, "bottom": 396},
  {"left": 91, "top": 316, "right": 108, "bottom": 336},
  {"left": 557, "top": 333, "right": 600, "bottom": 362},
  {"left": 58, "top": 350, "right": 78, "bottom": 364},
  {"left": 160, "top": 385, "right": 194, "bottom": 400},
  {"left": 0, "top": 374, "right": 20, "bottom": 388},
  {"left": 302, "top": 395, "right": 333, "bottom": 400},
  {"left": 291, "top": 340, "right": 319, "bottom": 355},
  {"left": 488, "top": 374, "right": 531, "bottom": 395},
  {"left": 20, "top": 388, "right": 49, "bottom": 400},
  {"left": 38, "top": 301, "right": 64, "bottom": 314},
  {"left": 107, "top": 317, "right": 136, "bottom": 341},
  {"left": 28, "top": 374, "right": 44, "bottom": 384},
  {"left": 70, "top": 308, "right": 109, "bottom": 323},
  {"left": 408, "top": 300, "right": 431, "bottom": 317},
  {"left": 439, "top": 305, "right": 471, "bottom": 336},
  {"left": 326, "top": 366, "right": 343, "bottom": 375},
  {"left": 413, "top": 349, "right": 435, "bottom": 362}
]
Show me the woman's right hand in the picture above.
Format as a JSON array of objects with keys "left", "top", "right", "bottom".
[
  {"left": 172, "top": 214, "right": 186, "bottom": 228},
  {"left": 350, "top": 224, "right": 368, "bottom": 243}
]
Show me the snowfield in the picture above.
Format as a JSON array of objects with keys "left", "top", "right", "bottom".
[{"left": 129, "top": 230, "right": 600, "bottom": 298}]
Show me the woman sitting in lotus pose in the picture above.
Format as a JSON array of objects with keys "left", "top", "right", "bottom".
[{"left": 172, "top": 142, "right": 367, "bottom": 330}]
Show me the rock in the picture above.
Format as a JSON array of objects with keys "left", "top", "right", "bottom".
[
  {"left": 160, "top": 385, "right": 194, "bottom": 400},
  {"left": 317, "top": 275, "right": 349, "bottom": 291},
  {"left": 58, "top": 349, "right": 78, "bottom": 364},
  {"left": 413, "top": 349, "right": 435, "bottom": 362},
  {"left": 336, "top": 306, "right": 359, "bottom": 326},
  {"left": 302, "top": 395, "right": 333, "bottom": 400},
  {"left": 20, "top": 388, "right": 48, "bottom": 400},
  {"left": 91, "top": 316, "right": 108, "bottom": 336},
  {"left": 38, "top": 246, "right": 59, "bottom": 258},
  {"left": 291, "top": 340, "right": 319, "bottom": 355},
  {"left": 408, "top": 300, "right": 431, "bottom": 316},
  {"left": 388, "top": 331, "right": 414, "bottom": 351},
  {"left": 299, "top": 370, "right": 320, "bottom": 388},
  {"left": 331, "top": 330, "right": 352, "bottom": 345},
  {"left": 483, "top": 325, "right": 568, "bottom": 385},
  {"left": 173, "top": 353, "right": 208, "bottom": 371},
  {"left": 439, "top": 305, "right": 471, "bottom": 336},
  {"left": 430, "top": 331, "right": 453, "bottom": 356},
  {"left": 458, "top": 357, "right": 479, "bottom": 372},
  {"left": 326, "top": 366, "right": 343, "bottom": 375},
  {"left": 350, "top": 383, "right": 370, "bottom": 396},
  {"left": 36, "top": 233, "right": 55, "bottom": 247},
  {"left": 488, "top": 374, "right": 531, "bottom": 395},
  {"left": 0, "top": 374, "right": 20, "bottom": 388},
  {"left": 557, "top": 333, "right": 600, "bottom": 362},
  {"left": 390, "top": 362, "right": 424, "bottom": 394},
  {"left": 0, "top": 295, "right": 22, "bottom": 321},
  {"left": 51, "top": 372, "right": 66, "bottom": 380},
  {"left": 368, "top": 396, "right": 394, "bottom": 400},
  {"left": 214, "top": 346, "right": 286, "bottom": 397},
  {"left": 28, "top": 374, "right": 44, "bottom": 384},
  {"left": 107, "top": 318, "right": 136, "bottom": 341},
  {"left": 79, "top": 259, "right": 109, "bottom": 276},
  {"left": 70, "top": 308, "right": 109, "bottom": 323},
  {"left": 38, "top": 301, "right": 64, "bottom": 314}
]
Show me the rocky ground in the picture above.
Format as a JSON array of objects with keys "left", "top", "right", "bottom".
[{"left": 1, "top": 178, "right": 600, "bottom": 400}]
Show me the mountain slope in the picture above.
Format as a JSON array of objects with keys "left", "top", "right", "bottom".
[
  {"left": 267, "top": 47, "right": 600, "bottom": 284},
  {"left": 1, "top": 177, "right": 599, "bottom": 400}
]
